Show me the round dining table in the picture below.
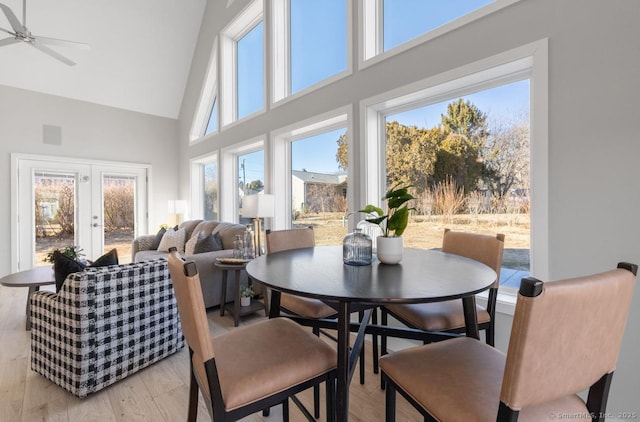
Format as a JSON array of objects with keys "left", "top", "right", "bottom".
[{"left": 246, "top": 246, "right": 497, "bottom": 422}]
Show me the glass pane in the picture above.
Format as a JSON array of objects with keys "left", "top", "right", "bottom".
[
  {"left": 290, "top": 0, "right": 347, "bottom": 94},
  {"left": 34, "top": 172, "right": 76, "bottom": 267},
  {"left": 384, "top": 79, "right": 530, "bottom": 280},
  {"left": 237, "top": 22, "right": 264, "bottom": 119},
  {"left": 238, "top": 150, "right": 265, "bottom": 223},
  {"left": 383, "top": 0, "right": 494, "bottom": 51},
  {"left": 204, "top": 97, "right": 218, "bottom": 135},
  {"left": 103, "top": 175, "right": 135, "bottom": 264},
  {"left": 204, "top": 162, "right": 218, "bottom": 220},
  {"left": 291, "top": 128, "right": 348, "bottom": 245}
]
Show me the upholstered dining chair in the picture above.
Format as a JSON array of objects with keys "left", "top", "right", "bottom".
[
  {"left": 379, "top": 229, "right": 505, "bottom": 363},
  {"left": 379, "top": 262, "right": 637, "bottom": 422},
  {"left": 167, "top": 251, "right": 337, "bottom": 422},
  {"left": 265, "top": 227, "right": 372, "bottom": 416}
]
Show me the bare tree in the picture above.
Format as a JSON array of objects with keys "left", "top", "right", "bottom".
[{"left": 483, "top": 112, "right": 530, "bottom": 197}]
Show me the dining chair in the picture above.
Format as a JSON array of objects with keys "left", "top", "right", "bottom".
[
  {"left": 379, "top": 229, "right": 505, "bottom": 363},
  {"left": 167, "top": 250, "right": 337, "bottom": 422},
  {"left": 379, "top": 262, "right": 637, "bottom": 422},
  {"left": 265, "top": 227, "right": 371, "bottom": 416}
]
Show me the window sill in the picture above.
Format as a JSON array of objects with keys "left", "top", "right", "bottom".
[{"left": 476, "top": 288, "right": 517, "bottom": 316}]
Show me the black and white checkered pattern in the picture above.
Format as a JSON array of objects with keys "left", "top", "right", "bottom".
[{"left": 30, "top": 258, "right": 184, "bottom": 398}]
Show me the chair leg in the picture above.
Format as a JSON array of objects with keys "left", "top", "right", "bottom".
[
  {"left": 326, "top": 375, "right": 336, "bottom": 422},
  {"left": 359, "top": 310, "right": 366, "bottom": 385},
  {"left": 372, "top": 308, "right": 379, "bottom": 374},
  {"left": 312, "top": 325, "right": 321, "bottom": 418},
  {"left": 187, "top": 369, "right": 199, "bottom": 422},
  {"left": 381, "top": 308, "right": 388, "bottom": 356},
  {"left": 282, "top": 398, "right": 289, "bottom": 422},
  {"left": 385, "top": 376, "right": 396, "bottom": 422},
  {"left": 486, "top": 325, "right": 495, "bottom": 347}
]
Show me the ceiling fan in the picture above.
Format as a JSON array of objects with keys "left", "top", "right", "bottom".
[{"left": 0, "top": 0, "right": 89, "bottom": 66}]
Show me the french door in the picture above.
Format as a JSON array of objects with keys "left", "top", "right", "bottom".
[{"left": 13, "top": 155, "right": 148, "bottom": 271}]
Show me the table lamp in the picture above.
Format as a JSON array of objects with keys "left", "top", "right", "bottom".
[{"left": 242, "top": 194, "right": 275, "bottom": 256}]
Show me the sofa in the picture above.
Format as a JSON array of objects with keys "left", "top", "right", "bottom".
[
  {"left": 30, "top": 259, "right": 184, "bottom": 398},
  {"left": 132, "top": 220, "right": 249, "bottom": 309}
]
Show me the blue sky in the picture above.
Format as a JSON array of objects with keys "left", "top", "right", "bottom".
[{"left": 235, "top": 0, "right": 528, "bottom": 181}]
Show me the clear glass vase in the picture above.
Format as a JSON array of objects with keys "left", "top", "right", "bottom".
[{"left": 343, "top": 228, "right": 373, "bottom": 266}]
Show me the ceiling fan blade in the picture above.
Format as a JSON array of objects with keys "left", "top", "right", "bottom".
[
  {"left": 35, "top": 35, "right": 90, "bottom": 50},
  {"left": 0, "top": 26, "right": 15, "bottom": 35},
  {"left": 0, "top": 3, "right": 25, "bottom": 33},
  {"left": 0, "top": 36, "right": 19, "bottom": 47},
  {"left": 30, "top": 41, "right": 76, "bottom": 66}
]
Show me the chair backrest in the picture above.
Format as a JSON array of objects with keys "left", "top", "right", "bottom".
[
  {"left": 441, "top": 228, "right": 505, "bottom": 289},
  {"left": 265, "top": 227, "right": 315, "bottom": 254},
  {"left": 500, "top": 263, "right": 637, "bottom": 411},
  {"left": 167, "top": 251, "right": 215, "bottom": 363}
]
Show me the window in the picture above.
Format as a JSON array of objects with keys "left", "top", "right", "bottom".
[
  {"left": 190, "top": 38, "right": 219, "bottom": 142},
  {"left": 238, "top": 149, "right": 265, "bottom": 223},
  {"left": 271, "top": 108, "right": 351, "bottom": 233},
  {"left": 362, "top": 42, "right": 549, "bottom": 294},
  {"left": 272, "top": 0, "right": 350, "bottom": 102},
  {"left": 362, "top": 0, "right": 519, "bottom": 63},
  {"left": 383, "top": 0, "right": 494, "bottom": 51},
  {"left": 237, "top": 21, "right": 264, "bottom": 119},
  {"left": 190, "top": 154, "right": 219, "bottom": 221},
  {"left": 291, "top": 127, "right": 348, "bottom": 245},
  {"left": 221, "top": 0, "right": 264, "bottom": 125}
]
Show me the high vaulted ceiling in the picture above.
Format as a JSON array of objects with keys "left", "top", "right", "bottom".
[{"left": 0, "top": 0, "right": 206, "bottom": 118}]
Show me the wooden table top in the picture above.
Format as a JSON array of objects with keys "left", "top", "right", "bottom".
[
  {"left": 0, "top": 266, "right": 56, "bottom": 288},
  {"left": 246, "top": 246, "right": 497, "bottom": 304}
]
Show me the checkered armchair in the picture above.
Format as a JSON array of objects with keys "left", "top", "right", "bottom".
[{"left": 30, "top": 258, "right": 184, "bottom": 398}]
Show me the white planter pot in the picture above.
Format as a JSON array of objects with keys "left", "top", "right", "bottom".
[
  {"left": 376, "top": 236, "right": 403, "bottom": 264},
  {"left": 240, "top": 296, "right": 251, "bottom": 307}
]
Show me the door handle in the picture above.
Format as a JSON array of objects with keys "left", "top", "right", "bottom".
[{"left": 92, "top": 223, "right": 102, "bottom": 228}]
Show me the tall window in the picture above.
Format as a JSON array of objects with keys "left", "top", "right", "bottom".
[
  {"left": 291, "top": 128, "right": 348, "bottom": 244},
  {"left": 221, "top": 0, "right": 264, "bottom": 125},
  {"left": 363, "top": 54, "right": 538, "bottom": 291},
  {"left": 290, "top": 0, "right": 347, "bottom": 94},
  {"left": 203, "top": 162, "right": 218, "bottom": 220},
  {"left": 237, "top": 21, "right": 264, "bottom": 119},
  {"left": 238, "top": 149, "right": 265, "bottom": 222},
  {"left": 190, "top": 39, "right": 218, "bottom": 141}
]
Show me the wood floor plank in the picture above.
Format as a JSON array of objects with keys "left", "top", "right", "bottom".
[
  {"left": 106, "top": 374, "right": 165, "bottom": 421},
  {"left": 0, "top": 357, "right": 27, "bottom": 422},
  {"left": 67, "top": 390, "right": 117, "bottom": 422}
]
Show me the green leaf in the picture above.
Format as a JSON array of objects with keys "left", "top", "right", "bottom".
[
  {"left": 387, "top": 193, "right": 415, "bottom": 209},
  {"left": 388, "top": 207, "right": 409, "bottom": 236},
  {"left": 359, "top": 205, "right": 384, "bottom": 216}
]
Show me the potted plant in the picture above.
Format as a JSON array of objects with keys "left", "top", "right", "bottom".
[
  {"left": 359, "top": 184, "right": 415, "bottom": 264},
  {"left": 240, "top": 285, "right": 253, "bottom": 307},
  {"left": 43, "top": 246, "right": 85, "bottom": 264}
]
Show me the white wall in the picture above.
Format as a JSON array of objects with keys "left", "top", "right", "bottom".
[
  {"left": 0, "top": 85, "right": 180, "bottom": 276},
  {"left": 178, "top": 0, "right": 640, "bottom": 413}
]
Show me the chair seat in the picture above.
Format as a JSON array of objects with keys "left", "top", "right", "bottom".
[
  {"left": 281, "top": 292, "right": 337, "bottom": 319},
  {"left": 380, "top": 337, "right": 590, "bottom": 421},
  {"left": 385, "top": 300, "right": 491, "bottom": 332},
  {"left": 195, "top": 317, "right": 336, "bottom": 411}
]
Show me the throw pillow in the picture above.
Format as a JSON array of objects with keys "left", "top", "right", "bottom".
[
  {"left": 193, "top": 232, "right": 223, "bottom": 254},
  {"left": 150, "top": 227, "right": 166, "bottom": 250},
  {"left": 157, "top": 227, "right": 186, "bottom": 253},
  {"left": 90, "top": 248, "right": 119, "bottom": 267},
  {"left": 53, "top": 251, "right": 86, "bottom": 292},
  {"left": 184, "top": 232, "right": 200, "bottom": 255}
]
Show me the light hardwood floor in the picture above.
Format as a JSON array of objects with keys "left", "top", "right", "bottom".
[{"left": 0, "top": 284, "right": 424, "bottom": 422}]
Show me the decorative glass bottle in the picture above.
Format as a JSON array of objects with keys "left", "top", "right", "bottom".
[
  {"left": 343, "top": 228, "right": 373, "bottom": 266},
  {"left": 243, "top": 224, "right": 254, "bottom": 259},
  {"left": 233, "top": 235, "right": 244, "bottom": 259}
]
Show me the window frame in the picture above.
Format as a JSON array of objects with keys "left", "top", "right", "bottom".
[
  {"left": 360, "top": 39, "right": 548, "bottom": 312},
  {"left": 190, "top": 38, "right": 219, "bottom": 143},
  {"left": 271, "top": 0, "right": 353, "bottom": 106},
  {"left": 270, "top": 106, "right": 352, "bottom": 230},
  {"left": 220, "top": 137, "right": 266, "bottom": 223},
  {"left": 359, "top": 0, "right": 522, "bottom": 69},
  {"left": 221, "top": 0, "right": 266, "bottom": 127},
  {"left": 190, "top": 153, "right": 219, "bottom": 220}
]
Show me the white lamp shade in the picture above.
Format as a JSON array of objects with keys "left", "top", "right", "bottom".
[{"left": 243, "top": 194, "right": 275, "bottom": 218}]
